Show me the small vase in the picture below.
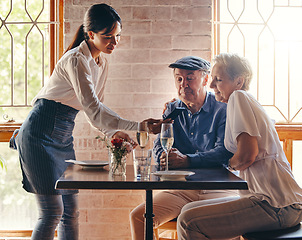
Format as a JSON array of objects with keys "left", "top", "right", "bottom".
[{"left": 109, "top": 152, "right": 126, "bottom": 176}]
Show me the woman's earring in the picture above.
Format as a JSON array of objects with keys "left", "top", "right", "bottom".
[{"left": 88, "top": 31, "right": 94, "bottom": 40}]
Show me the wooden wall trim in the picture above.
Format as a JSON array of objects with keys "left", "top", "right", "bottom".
[
  {"left": 0, "top": 229, "right": 57, "bottom": 237},
  {"left": 1, "top": 124, "right": 301, "bottom": 143},
  {"left": 0, "top": 123, "right": 22, "bottom": 142},
  {"left": 275, "top": 125, "right": 302, "bottom": 140}
]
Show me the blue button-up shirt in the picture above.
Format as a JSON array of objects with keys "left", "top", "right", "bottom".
[{"left": 153, "top": 91, "right": 233, "bottom": 168}]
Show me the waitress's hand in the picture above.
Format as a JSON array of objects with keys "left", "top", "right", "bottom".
[
  {"left": 142, "top": 118, "right": 172, "bottom": 134},
  {"left": 112, "top": 131, "right": 137, "bottom": 149}
]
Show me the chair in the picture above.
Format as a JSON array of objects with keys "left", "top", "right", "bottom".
[
  {"left": 154, "top": 219, "right": 177, "bottom": 240},
  {"left": 242, "top": 223, "right": 302, "bottom": 240}
]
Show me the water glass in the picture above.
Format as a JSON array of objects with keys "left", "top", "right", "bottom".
[{"left": 133, "top": 149, "right": 152, "bottom": 180}]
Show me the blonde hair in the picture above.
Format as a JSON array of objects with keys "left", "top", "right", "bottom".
[{"left": 213, "top": 53, "right": 253, "bottom": 91}]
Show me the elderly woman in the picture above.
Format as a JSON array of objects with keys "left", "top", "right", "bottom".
[{"left": 177, "top": 53, "right": 302, "bottom": 239}]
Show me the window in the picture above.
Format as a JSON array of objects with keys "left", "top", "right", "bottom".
[
  {"left": 0, "top": 0, "right": 63, "bottom": 230},
  {"left": 0, "top": 0, "right": 63, "bottom": 120},
  {"left": 0, "top": 143, "right": 37, "bottom": 230},
  {"left": 213, "top": 0, "right": 302, "bottom": 124},
  {"left": 213, "top": 0, "right": 302, "bottom": 186}
]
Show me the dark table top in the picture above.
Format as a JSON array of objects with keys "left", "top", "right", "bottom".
[{"left": 55, "top": 165, "right": 248, "bottom": 191}]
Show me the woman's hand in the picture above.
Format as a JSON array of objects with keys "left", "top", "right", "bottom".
[
  {"left": 112, "top": 131, "right": 137, "bottom": 148},
  {"left": 139, "top": 99, "right": 176, "bottom": 135},
  {"left": 142, "top": 118, "right": 172, "bottom": 134}
]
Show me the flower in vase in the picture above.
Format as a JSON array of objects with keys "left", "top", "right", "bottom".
[
  {"left": 97, "top": 136, "right": 132, "bottom": 175},
  {"left": 110, "top": 138, "right": 128, "bottom": 160},
  {"left": 97, "top": 136, "right": 132, "bottom": 157}
]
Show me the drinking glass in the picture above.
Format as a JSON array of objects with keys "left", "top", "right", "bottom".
[
  {"left": 133, "top": 149, "right": 152, "bottom": 180},
  {"left": 137, "top": 122, "right": 149, "bottom": 148},
  {"left": 160, "top": 123, "right": 174, "bottom": 171}
]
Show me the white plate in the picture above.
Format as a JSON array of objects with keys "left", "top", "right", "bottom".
[
  {"left": 65, "top": 160, "right": 109, "bottom": 168},
  {"left": 153, "top": 170, "right": 195, "bottom": 181}
]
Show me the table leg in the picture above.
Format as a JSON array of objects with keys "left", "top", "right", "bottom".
[{"left": 145, "top": 189, "right": 154, "bottom": 240}]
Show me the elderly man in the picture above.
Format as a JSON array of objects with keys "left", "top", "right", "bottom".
[{"left": 129, "top": 56, "right": 235, "bottom": 240}]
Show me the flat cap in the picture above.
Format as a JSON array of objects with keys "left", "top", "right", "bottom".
[{"left": 169, "top": 56, "right": 210, "bottom": 71}]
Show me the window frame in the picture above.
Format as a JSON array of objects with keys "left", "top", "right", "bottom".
[
  {"left": 212, "top": 0, "right": 302, "bottom": 125},
  {"left": 212, "top": 0, "right": 302, "bottom": 166},
  {"left": 0, "top": 0, "right": 63, "bottom": 141}
]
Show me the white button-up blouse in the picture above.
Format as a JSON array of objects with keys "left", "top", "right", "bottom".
[
  {"left": 225, "top": 90, "right": 302, "bottom": 208},
  {"left": 33, "top": 41, "right": 137, "bottom": 137}
]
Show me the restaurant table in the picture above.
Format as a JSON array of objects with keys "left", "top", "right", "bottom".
[{"left": 55, "top": 165, "right": 248, "bottom": 240}]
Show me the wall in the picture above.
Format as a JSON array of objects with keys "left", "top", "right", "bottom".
[{"left": 63, "top": 0, "right": 212, "bottom": 239}]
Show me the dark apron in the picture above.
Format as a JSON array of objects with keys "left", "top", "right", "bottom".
[{"left": 13, "top": 98, "right": 79, "bottom": 195}]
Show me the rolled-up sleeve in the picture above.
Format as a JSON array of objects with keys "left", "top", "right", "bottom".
[{"left": 65, "top": 54, "right": 137, "bottom": 137}]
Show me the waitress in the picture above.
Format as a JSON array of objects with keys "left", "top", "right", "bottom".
[{"left": 14, "top": 4, "right": 161, "bottom": 240}]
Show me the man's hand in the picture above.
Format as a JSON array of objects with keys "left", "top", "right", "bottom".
[
  {"left": 159, "top": 148, "right": 189, "bottom": 170},
  {"left": 142, "top": 118, "right": 172, "bottom": 135}
]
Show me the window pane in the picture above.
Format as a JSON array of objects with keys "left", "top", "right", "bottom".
[
  {"left": 0, "top": 0, "right": 51, "bottom": 121},
  {"left": 214, "top": 0, "right": 302, "bottom": 124},
  {"left": 0, "top": 143, "right": 38, "bottom": 229},
  {"left": 0, "top": 0, "right": 58, "bottom": 231}
]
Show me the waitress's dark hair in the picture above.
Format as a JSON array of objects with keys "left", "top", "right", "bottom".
[{"left": 64, "top": 3, "right": 121, "bottom": 53}]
